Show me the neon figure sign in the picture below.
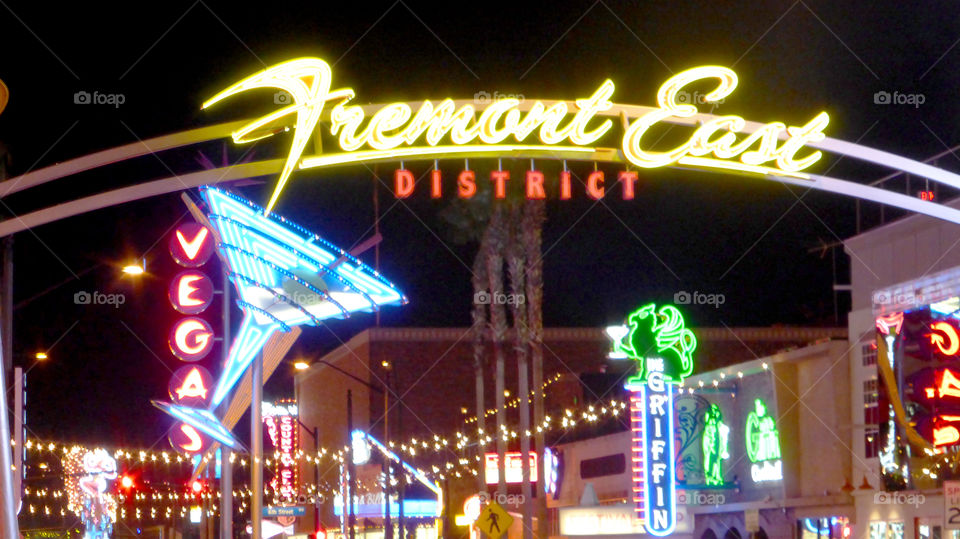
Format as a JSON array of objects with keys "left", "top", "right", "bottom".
[
  {"left": 617, "top": 302, "right": 695, "bottom": 536},
  {"left": 745, "top": 399, "right": 783, "bottom": 482},
  {"left": 702, "top": 403, "right": 730, "bottom": 487},
  {"left": 204, "top": 58, "right": 828, "bottom": 213}
]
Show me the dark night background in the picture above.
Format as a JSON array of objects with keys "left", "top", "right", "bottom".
[{"left": 0, "top": 0, "right": 957, "bottom": 447}]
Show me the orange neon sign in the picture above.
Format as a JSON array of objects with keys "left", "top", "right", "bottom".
[{"left": 930, "top": 321, "right": 960, "bottom": 355}]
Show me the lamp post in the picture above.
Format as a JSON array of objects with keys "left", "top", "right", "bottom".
[{"left": 295, "top": 359, "right": 395, "bottom": 538}]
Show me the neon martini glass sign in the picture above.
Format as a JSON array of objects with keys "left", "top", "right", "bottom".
[
  {"left": 154, "top": 187, "right": 406, "bottom": 447},
  {"left": 613, "top": 302, "right": 696, "bottom": 536}
]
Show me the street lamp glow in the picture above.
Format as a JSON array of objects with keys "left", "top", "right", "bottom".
[
  {"left": 122, "top": 264, "right": 144, "bottom": 275},
  {"left": 293, "top": 361, "right": 310, "bottom": 371},
  {"left": 34, "top": 352, "right": 47, "bottom": 361}
]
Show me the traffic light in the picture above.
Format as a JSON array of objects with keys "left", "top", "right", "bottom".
[
  {"left": 120, "top": 475, "right": 134, "bottom": 490},
  {"left": 191, "top": 479, "right": 203, "bottom": 494}
]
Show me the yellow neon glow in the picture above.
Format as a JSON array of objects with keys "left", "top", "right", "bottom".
[
  {"left": 207, "top": 59, "right": 828, "bottom": 210},
  {"left": 622, "top": 66, "right": 828, "bottom": 172},
  {"left": 175, "top": 368, "right": 209, "bottom": 400},
  {"left": 173, "top": 319, "right": 212, "bottom": 356},
  {"left": 301, "top": 145, "right": 595, "bottom": 169},
  {"left": 677, "top": 156, "right": 812, "bottom": 180}
]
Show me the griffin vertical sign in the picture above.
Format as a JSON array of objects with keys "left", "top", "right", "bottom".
[{"left": 614, "top": 303, "right": 697, "bottom": 536}]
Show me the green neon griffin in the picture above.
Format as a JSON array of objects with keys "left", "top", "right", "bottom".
[{"left": 618, "top": 303, "right": 697, "bottom": 384}]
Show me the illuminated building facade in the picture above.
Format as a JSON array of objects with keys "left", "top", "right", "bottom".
[
  {"left": 846, "top": 199, "right": 960, "bottom": 539},
  {"left": 294, "top": 325, "right": 844, "bottom": 536}
]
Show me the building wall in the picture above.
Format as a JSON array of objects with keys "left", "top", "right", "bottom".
[
  {"left": 844, "top": 200, "right": 960, "bottom": 539},
  {"left": 845, "top": 198, "right": 960, "bottom": 312}
]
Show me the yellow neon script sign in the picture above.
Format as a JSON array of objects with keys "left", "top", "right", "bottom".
[{"left": 204, "top": 58, "right": 829, "bottom": 212}]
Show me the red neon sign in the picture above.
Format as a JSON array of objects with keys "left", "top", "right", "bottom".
[
  {"left": 168, "top": 271, "right": 214, "bottom": 315},
  {"left": 393, "top": 168, "right": 644, "bottom": 200},
  {"left": 168, "top": 317, "right": 215, "bottom": 362},
  {"left": 168, "top": 423, "right": 209, "bottom": 454},
  {"left": 264, "top": 403, "right": 299, "bottom": 501},
  {"left": 168, "top": 365, "right": 214, "bottom": 407},
  {"left": 875, "top": 312, "right": 904, "bottom": 335},
  {"left": 169, "top": 223, "right": 214, "bottom": 268},
  {"left": 930, "top": 321, "right": 960, "bottom": 356}
]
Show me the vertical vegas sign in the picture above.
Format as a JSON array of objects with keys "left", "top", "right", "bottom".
[
  {"left": 166, "top": 222, "right": 218, "bottom": 454},
  {"left": 614, "top": 303, "right": 696, "bottom": 536}
]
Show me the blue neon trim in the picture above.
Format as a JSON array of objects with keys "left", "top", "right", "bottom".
[
  {"left": 208, "top": 215, "right": 384, "bottom": 307},
  {"left": 218, "top": 242, "right": 351, "bottom": 319},
  {"left": 228, "top": 272, "right": 323, "bottom": 326},
  {"left": 200, "top": 186, "right": 405, "bottom": 298},
  {"left": 640, "top": 384, "right": 677, "bottom": 537},
  {"left": 153, "top": 402, "right": 239, "bottom": 448},
  {"left": 210, "top": 316, "right": 279, "bottom": 407}
]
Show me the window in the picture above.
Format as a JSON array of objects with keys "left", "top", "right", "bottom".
[
  {"left": 870, "top": 521, "right": 904, "bottom": 539},
  {"left": 579, "top": 453, "right": 626, "bottom": 479},
  {"left": 863, "top": 342, "right": 878, "bottom": 367},
  {"left": 865, "top": 428, "right": 880, "bottom": 458},
  {"left": 864, "top": 377, "right": 880, "bottom": 458}
]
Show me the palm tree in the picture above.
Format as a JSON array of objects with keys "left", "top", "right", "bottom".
[
  {"left": 522, "top": 199, "right": 547, "bottom": 539},
  {"left": 506, "top": 203, "right": 532, "bottom": 539},
  {"left": 485, "top": 203, "right": 510, "bottom": 497}
]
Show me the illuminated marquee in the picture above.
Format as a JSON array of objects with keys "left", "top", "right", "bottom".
[
  {"left": 618, "top": 302, "right": 695, "bottom": 536},
  {"left": 204, "top": 58, "right": 828, "bottom": 213},
  {"left": 745, "top": 399, "right": 783, "bottom": 482}
]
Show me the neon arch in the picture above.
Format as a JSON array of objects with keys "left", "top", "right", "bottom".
[{"left": 0, "top": 60, "right": 960, "bottom": 234}]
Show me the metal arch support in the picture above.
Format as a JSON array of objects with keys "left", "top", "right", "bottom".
[{"left": 1, "top": 153, "right": 960, "bottom": 239}]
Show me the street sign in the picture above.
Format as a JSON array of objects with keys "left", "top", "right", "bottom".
[
  {"left": 479, "top": 502, "right": 513, "bottom": 539},
  {"left": 263, "top": 505, "right": 307, "bottom": 517},
  {"left": 945, "top": 481, "right": 960, "bottom": 530}
]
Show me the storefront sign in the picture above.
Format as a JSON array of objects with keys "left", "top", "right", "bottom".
[
  {"left": 745, "top": 399, "right": 783, "bottom": 482},
  {"left": 484, "top": 451, "right": 538, "bottom": 484},
  {"left": 619, "top": 302, "right": 695, "bottom": 536},
  {"left": 702, "top": 403, "right": 730, "bottom": 486},
  {"left": 205, "top": 58, "right": 827, "bottom": 213},
  {"left": 264, "top": 400, "right": 299, "bottom": 501}
]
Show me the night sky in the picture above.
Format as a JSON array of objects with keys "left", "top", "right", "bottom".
[{"left": 1, "top": 0, "right": 958, "bottom": 447}]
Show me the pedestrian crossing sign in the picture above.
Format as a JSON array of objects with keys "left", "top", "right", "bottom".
[{"left": 479, "top": 501, "right": 513, "bottom": 539}]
